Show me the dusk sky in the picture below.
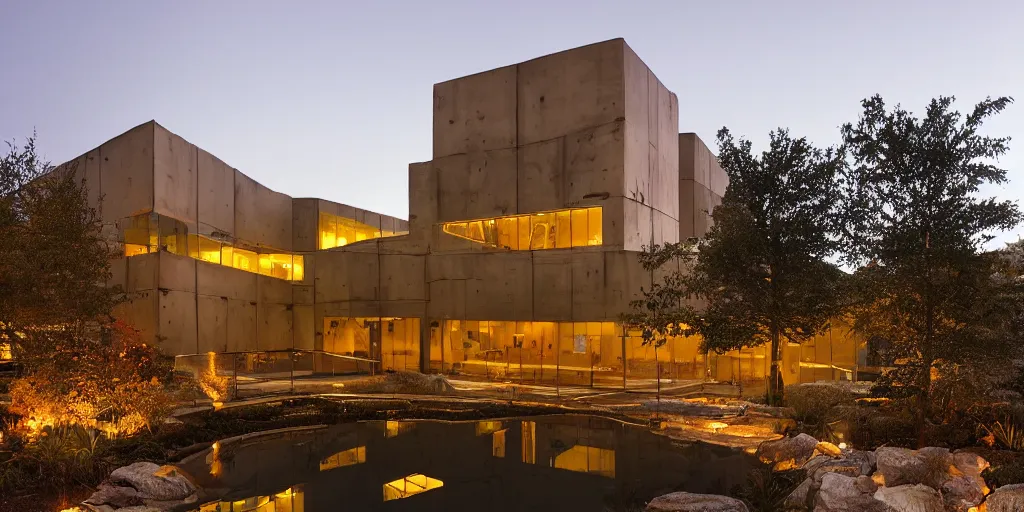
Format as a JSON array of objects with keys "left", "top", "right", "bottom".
[{"left": 3, "top": 0, "right": 1022, "bottom": 245}]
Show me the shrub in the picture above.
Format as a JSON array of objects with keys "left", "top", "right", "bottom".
[
  {"left": 8, "top": 320, "right": 175, "bottom": 436},
  {"left": 785, "top": 383, "right": 854, "bottom": 424},
  {"left": 982, "top": 453, "right": 1024, "bottom": 490}
]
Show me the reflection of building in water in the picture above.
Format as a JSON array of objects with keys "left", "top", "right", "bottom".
[
  {"left": 553, "top": 445, "right": 616, "bottom": 478},
  {"left": 199, "top": 485, "right": 304, "bottom": 512},
  {"left": 56, "top": 38, "right": 867, "bottom": 393},
  {"left": 383, "top": 474, "right": 444, "bottom": 501},
  {"left": 319, "top": 446, "right": 366, "bottom": 471}
]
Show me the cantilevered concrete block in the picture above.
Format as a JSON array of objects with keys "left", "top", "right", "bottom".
[
  {"left": 158, "top": 252, "right": 196, "bottom": 293},
  {"left": 426, "top": 279, "right": 466, "bottom": 320},
  {"left": 158, "top": 289, "right": 197, "bottom": 355},
  {"left": 154, "top": 124, "right": 198, "bottom": 226},
  {"left": 435, "top": 148, "right": 518, "bottom": 222},
  {"left": 532, "top": 252, "right": 572, "bottom": 321},
  {"left": 518, "top": 39, "right": 626, "bottom": 146},
  {"left": 433, "top": 65, "right": 517, "bottom": 158},
  {"left": 603, "top": 251, "right": 651, "bottom": 318},
  {"left": 197, "top": 295, "right": 228, "bottom": 353},
  {"left": 234, "top": 170, "right": 292, "bottom": 250},
  {"left": 99, "top": 122, "right": 154, "bottom": 222},
  {"left": 709, "top": 157, "right": 728, "bottom": 197},
  {"left": 197, "top": 147, "right": 235, "bottom": 235},
  {"left": 679, "top": 179, "right": 696, "bottom": 240},
  {"left": 679, "top": 133, "right": 713, "bottom": 188}
]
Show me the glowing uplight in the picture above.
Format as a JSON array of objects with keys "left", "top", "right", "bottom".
[
  {"left": 838, "top": 442, "right": 848, "bottom": 450},
  {"left": 208, "top": 441, "right": 222, "bottom": 477},
  {"left": 707, "top": 422, "right": 729, "bottom": 433}
]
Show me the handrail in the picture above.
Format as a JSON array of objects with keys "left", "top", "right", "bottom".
[{"left": 173, "top": 349, "right": 380, "bottom": 365}]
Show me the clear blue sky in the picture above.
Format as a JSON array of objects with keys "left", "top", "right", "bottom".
[{"left": 2, "top": 0, "right": 1022, "bottom": 245}]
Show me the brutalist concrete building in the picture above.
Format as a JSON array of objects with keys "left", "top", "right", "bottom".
[{"left": 55, "top": 39, "right": 863, "bottom": 389}]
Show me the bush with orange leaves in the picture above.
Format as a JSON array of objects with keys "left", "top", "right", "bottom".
[{"left": 8, "top": 320, "right": 175, "bottom": 436}]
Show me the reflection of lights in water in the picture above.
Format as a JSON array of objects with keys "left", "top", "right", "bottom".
[
  {"left": 385, "top": 421, "right": 400, "bottom": 438},
  {"left": 553, "top": 445, "right": 615, "bottom": 478},
  {"left": 383, "top": 474, "right": 444, "bottom": 501},
  {"left": 198, "top": 485, "right": 304, "bottom": 511},
  {"left": 320, "top": 446, "right": 366, "bottom": 471},
  {"left": 492, "top": 429, "right": 506, "bottom": 458},
  {"left": 208, "top": 441, "right": 222, "bottom": 477},
  {"left": 707, "top": 422, "right": 729, "bottom": 433},
  {"left": 476, "top": 420, "right": 503, "bottom": 436}
]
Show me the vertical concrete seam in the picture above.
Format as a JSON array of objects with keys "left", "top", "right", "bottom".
[{"left": 194, "top": 146, "right": 200, "bottom": 354}]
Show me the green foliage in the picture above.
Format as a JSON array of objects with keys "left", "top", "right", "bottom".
[
  {"left": 981, "top": 418, "right": 1024, "bottom": 451},
  {"left": 734, "top": 463, "right": 805, "bottom": 512},
  {"left": 840, "top": 96, "right": 1022, "bottom": 431},
  {"left": 785, "top": 384, "right": 854, "bottom": 424},
  {"left": 621, "top": 241, "right": 697, "bottom": 348},
  {"left": 0, "top": 423, "right": 111, "bottom": 492}
]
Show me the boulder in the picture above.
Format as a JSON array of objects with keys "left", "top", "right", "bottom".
[
  {"left": 874, "top": 447, "right": 925, "bottom": 487},
  {"left": 810, "top": 459, "right": 864, "bottom": 483},
  {"left": 985, "top": 483, "right": 1024, "bottom": 512},
  {"left": 783, "top": 477, "right": 814, "bottom": 511},
  {"left": 872, "top": 484, "right": 943, "bottom": 512},
  {"left": 814, "top": 473, "right": 893, "bottom": 512},
  {"left": 646, "top": 492, "right": 749, "bottom": 512},
  {"left": 941, "top": 475, "right": 985, "bottom": 512},
  {"left": 108, "top": 463, "right": 196, "bottom": 501},
  {"left": 757, "top": 433, "right": 819, "bottom": 470},
  {"left": 815, "top": 441, "right": 843, "bottom": 458},
  {"left": 84, "top": 463, "right": 198, "bottom": 512}
]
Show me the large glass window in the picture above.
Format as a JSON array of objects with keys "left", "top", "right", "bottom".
[
  {"left": 318, "top": 212, "right": 403, "bottom": 250},
  {"left": 441, "top": 207, "right": 602, "bottom": 251}
]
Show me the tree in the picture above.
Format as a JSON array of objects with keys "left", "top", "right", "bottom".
[
  {"left": 840, "top": 95, "right": 1021, "bottom": 442},
  {"left": 0, "top": 135, "right": 122, "bottom": 366},
  {"left": 683, "top": 128, "right": 845, "bottom": 404}
]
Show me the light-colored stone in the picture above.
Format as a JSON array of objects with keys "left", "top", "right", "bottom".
[
  {"left": 872, "top": 484, "right": 943, "bottom": 512},
  {"left": 875, "top": 447, "right": 927, "bottom": 487},
  {"left": 107, "top": 462, "right": 196, "bottom": 501},
  {"left": 783, "top": 477, "right": 814, "bottom": 511},
  {"left": 646, "top": 492, "right": 749, "bottom": 512},
  {"left": 815, "top": 441, "right": 842, "bottom": 458},
  {"left": 757, "top": 433, "right": 819, "bottom": 470},
  {"left": 814, "top": 473, "right": 892, "bottom": 512},
  {"left": 985, "top": 483, "right": 1024, "bottom": 512}
]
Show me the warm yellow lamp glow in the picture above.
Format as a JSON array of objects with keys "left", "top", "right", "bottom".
[{"left": 383, "top": 474, "right": 444, "bottom": 501}]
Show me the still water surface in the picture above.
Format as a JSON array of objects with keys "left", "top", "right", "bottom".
[{"left": 178, "top": 415, "right": 756, "bottom": 511}]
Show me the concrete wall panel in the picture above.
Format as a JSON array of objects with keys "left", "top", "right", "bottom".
[
  {"left": 197, "top": 261, "right": 257, "bottom": 301},
  {"left": 226, "top": 299, "right": 257, "bottom": 352},
  {"left": 571, "top": 251, "right": 605, "bottom": 320},
  {"left": 258, "top": 275, "right": 293, "bottom": 304},
  {"left": 291, "top": 198, "right": 318, "bottom": 252},
  {"left": 313, "top": 251, "right": 350, "bottom": 303},
  {"left": 464, "top": 253, "right": 532, "bottom": 320},
  {"left": 114, "top": 291, "right": 158, "bottom": 346},
  {"left": 380, "top": 254, "right": 426, "bottom": 301},
  {"left": 153, "top": 125, "right": 198, "bottom": 225},
  {"left": 126, "top": 252, "right": 159, "bottom": 292},
  {"left": 603, "top": 251, "right": 651, "bottom": 318},
  {"left": 532, "top": 252, "right": 572, "bottom": 321},
  {"left": 433, "top": 65, "right": 517, "bottom": 158},
  {"left": 258, "top": 303, "right": 292, "bottom": 351},
  {"left": 435, "top": 148, "right": 518, "bottom": 222},
  {"left": 197, "top": 147, "right": 235, "bottom": 235},
  {"left": 158, "top": 290, "right": 197, "bottom": 355},
  {"left": 158, "top": 252, "right": 196, "bottom": 293},
  {"left": 426, "top": 279, "right": 466, "bottom": 320},
  {"left": 108, "top": 257, "right": 127, "bottom": 290},
  {"left": 99, "top": 122, "right": 154, "bottom": 221},
  {"left": 293, "top": 304, "right": 314, "bottom": 350},
  {"left": 679, "top": 179, "right": 696, "bottom": 240},
  {"left": 380, "top": 300, "right": 426, "bottom": 319},
  {"left": 197, "top": 295, "right": 228, "bottom": 353},
  {"left": 408, "top": 161, "right": 437, "bottom": 239},
  {"left": 518, "top": 39, "right": 625, "bottom": 146},
  {"left": 81, "top": 150, "right": 102, "bottom": 210},
  {"left": 293, "top": 285, "right": 314, "bottom": 305},
  {"left": 517, "top": 138, "right": 564, "bottom": 213},
  {"left": 234, "top": 170, "right": 292, "bottom": 250},
  {"left": 564, "top": 121, "right": 626, "bottom": 204}
]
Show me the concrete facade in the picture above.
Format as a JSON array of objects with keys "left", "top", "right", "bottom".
[{"left": 56, "top": 39, "right": 861, "bottom": 389}]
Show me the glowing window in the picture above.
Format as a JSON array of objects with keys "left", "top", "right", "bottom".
[
  {"left": 123, "top": 213, "right": 155, "bottom": 256},
  {"left": 198, "top": 237, "right": 221, "bottom": 264},
  {"left": 231, "top": 248, "right": 257, "bottom": 272},
  {"left": 320, "top": 446, "right": 366, "bottom": 471},
  {"left": 383, "top": 474, "right": 444, "bottom": 501},
  {"left": 441, "top": 207, "right": 602, "bottom": 251},
  {"left": 292, "top": 255, "right": 304, "bottom": 281}
]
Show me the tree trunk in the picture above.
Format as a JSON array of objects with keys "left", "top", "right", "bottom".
[{"left": 769, "top": 326, "right": 784, "bottom": 406}]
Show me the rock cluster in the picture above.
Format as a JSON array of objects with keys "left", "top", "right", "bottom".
[
  {"left": 646, "top": 434, "right": 1020, "bottom": 511},
  {"left": 81, "top": 462, "right": 198, "bottom": 512}
]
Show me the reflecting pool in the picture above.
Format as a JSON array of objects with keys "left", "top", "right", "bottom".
[{"left": 178, "top": 415, "right": 757, "bottom": 511}]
